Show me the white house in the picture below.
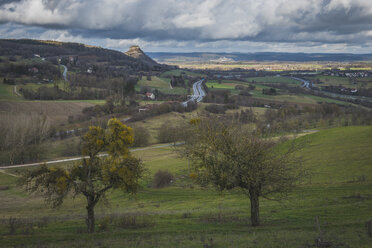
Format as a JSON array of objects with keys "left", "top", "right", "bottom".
[{"left": 146, "top": 92, "right": 155, "bottom": 100}]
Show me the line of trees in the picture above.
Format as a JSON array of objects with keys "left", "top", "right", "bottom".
[{"left": 0, "top": 114, "right": 51, "bottom": 165}]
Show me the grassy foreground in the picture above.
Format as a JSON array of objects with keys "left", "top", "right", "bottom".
[{"left": 0, "top": 126, "right": 372, "bottom": 247}]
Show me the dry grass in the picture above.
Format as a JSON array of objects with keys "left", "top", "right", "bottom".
[{"left": 0, "top": 101, "right": 94, "bottom": 126}]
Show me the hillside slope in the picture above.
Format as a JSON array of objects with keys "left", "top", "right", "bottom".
[
  {"left": 296, "top": 126, "right": 372, "bottom": 184},
  {"left": 0, "top": 125, "right": 371, "bottom": 247}
]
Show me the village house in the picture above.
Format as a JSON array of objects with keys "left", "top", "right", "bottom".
[
  {"left": 145, "top": 92, "right": 155, "bottom": 100},
  {"left": 29, "top": 67, "right": 39, "bottom": 73}
]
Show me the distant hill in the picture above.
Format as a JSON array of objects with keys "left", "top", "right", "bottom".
[
  {"left": 125, "top": 45, "right": 160, "bottom": 68},
  {"left": 148, "top": 52, "right": 372, "bottom": 62},
  {"left": 0, "top": 39, "right": 168, "bottom": 71}
]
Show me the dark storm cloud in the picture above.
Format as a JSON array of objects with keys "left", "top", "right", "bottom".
[
  {"left": 0, "top": 0, "right": 21, "bottom": 5},
  {"left": 0, "top": 0, "right": 371, "bottom": 52}
]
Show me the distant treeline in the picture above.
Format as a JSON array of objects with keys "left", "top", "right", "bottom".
[
  {"left": 20, "top": 76, "right": 138, "bottom": 100},
  {"left": 148, "top": 51, "right": 372, "bottom": 62}
]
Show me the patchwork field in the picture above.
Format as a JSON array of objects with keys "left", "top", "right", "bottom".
[{"left": 206, "top": 78, "right": 351, "bottom": 106}]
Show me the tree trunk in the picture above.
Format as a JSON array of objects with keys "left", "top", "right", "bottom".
[
  {"left": 86, "top": 197, "right": 95, "bottom": 233},
  {"left": 249, "top": 189, "right": 260, "bottom": 227}
]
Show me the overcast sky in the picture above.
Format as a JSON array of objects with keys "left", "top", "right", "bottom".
[{"left": 0, "top": 0, "right": 372, "bottom": 53}]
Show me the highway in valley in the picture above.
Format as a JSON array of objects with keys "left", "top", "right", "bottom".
[
  {"left": 290, "top": 76, "right": 372, "bottom": 103},
  {"left": 182, "top": 79, "right": 206, "bottom": 106},
  {"left": 291, "top": 76, "right": 311, "bottom": 88}
]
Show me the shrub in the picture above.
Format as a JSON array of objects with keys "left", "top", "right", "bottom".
[
  {"left": 262, "top": 88, "right": 277, "bottom": 95},
  {"left": 8, "top": 217, "right": 18, "bottom": 235},
  {"left": 132, "top": 126, "right": 150, "bottom": 147},
  {"left": 0, "top": 185, "right": 9, "bottom": 190},
  {"left": 239, "top": 90, "right": 252, "bottom": 96},
  {"left": 205, "top": 104, "right": 226, "bottom": 114},
  {"left": 61, "top": 139, "right": 81, "bottom": 157},
  {"left": 153, "top": 170, "right": 174, "bottom": 188},
  {"left": 157, "top": 123, "right": 184, "bottom": 143},
  {"left": 113, "top": 214, "right": 155, "bottom": 229}
]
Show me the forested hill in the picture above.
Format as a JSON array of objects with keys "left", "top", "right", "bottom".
[{"left": 0, "top": 39, "right": 170, "bottom": 72}]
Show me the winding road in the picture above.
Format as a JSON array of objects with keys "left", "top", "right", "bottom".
[
  {"left": 13, "top": 85, "right": 21, "bottom": 97},
  {"left": 182, "top": 79, "right": 206, "bottom": 106},
  {"left": 61, "top": 65, "right": 68, "bottom": 81},
  {"left": 290, "top": 76, "right": 311, "bottom": 88}
]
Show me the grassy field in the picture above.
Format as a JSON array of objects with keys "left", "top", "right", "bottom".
[
  {"left": 250, "top": 87, "right": 348, "bottom": 105},
  {"left": 0, "top": 126, "right": 371, "bottom": 247},
  {"left": 245, "top": 76, "right": 301, "bottom": 84},
  {"left": 160, "top": 69, "right": 206, "bottom": 78},
  {"left": 137, "top": 76, "right": 187, "bottom": 95},
  {"left": 206, "top": 80, "right": 245, "bottom": 91},
  {"left": 0, "top": 80, "right": 21, "bottom": 101},
  {"left": 18, "top": 80, "right": 67, "bottom": 92},
  {"left": 130, "top": 110, "right": 199, "bottom": 144},
  {"left": 138, "top": 76, "right": 170, "bottom": 89},
  {"left": 295, "top": 126, "right": 372, "bottom": 184},
  {"left": 0, "top": 101, "right": 95, "bottom": 126},
  {"left": 205, "top": 79, "right": 349, "bottom": 106},
  {"left": 130, "top": 104, "right": 267, "bottom": 144}
]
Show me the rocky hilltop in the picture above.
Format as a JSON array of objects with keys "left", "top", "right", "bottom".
[{"left": 125, "top": 45, "right": 160, "bottom": 68}]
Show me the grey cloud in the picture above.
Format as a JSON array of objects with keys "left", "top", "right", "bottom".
[
  {"left": 0, "top": 0, "right": 21, "bottom": 5},
  {"left": 0, "top": 0, "right": 371, "bottom": 51}
]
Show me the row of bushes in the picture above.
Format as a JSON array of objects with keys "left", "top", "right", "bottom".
[
  {"left": 129, "top": 101, "right": 197, "bottom": 122},
  {"left": 20, "top": 86, "right": 109, "bottom": 100},
  {"left": 204, "top": 103, "right": 238, "bottom": 114}
]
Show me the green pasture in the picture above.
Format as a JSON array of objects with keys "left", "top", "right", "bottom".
[
  {"left": 137, "top": 76, "right": 187, "bottom": 95},
  {"left": 245, "top": 76, "right": 301, "bottom": 84},
  {"left": 248, "top": 84, "right": 350, "bottom": 105},
  {"left": 294, "top": 126, "right": 372, "bottom": 184},
  {"left": 160, "top": 69, "right": 206, "bottom": 78},
  {"left": 0, "top": 79, "right": 20, "bottom": 101},
  {"left": 0, "top": 126, "right": 371, "bottom": 247}
]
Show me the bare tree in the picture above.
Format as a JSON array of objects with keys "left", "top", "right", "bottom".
[{"left": 181, "top": 117, "right": 304, "bottom": 226}]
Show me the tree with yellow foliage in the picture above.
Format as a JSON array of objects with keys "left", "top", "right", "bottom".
[{"left": 23, "top": 118, "right": 143, "bottom": 233}]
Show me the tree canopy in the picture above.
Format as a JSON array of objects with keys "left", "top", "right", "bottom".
[
  {"left": 181, "top": 117, "right": 304, "bottom": 226},
  {"left": 23, "top": 118, "right": 143, "bottom": 232}
]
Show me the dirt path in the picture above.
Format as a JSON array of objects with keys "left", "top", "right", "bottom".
[
  {"left": 13, "top": 85, "right": 22, "bottom": 97},
  {"left": 0, "top": 169, "right": 20, "bottom": 177},
  {"left": 0, "top": 143, "right": 179, "bottom": 170}
]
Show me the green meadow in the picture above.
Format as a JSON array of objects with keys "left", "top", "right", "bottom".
[
  {"left": 137, "top": 76, "right": 187, "bottom": 95},
  {"left": 0, "top": 126, "right": 371, "bottom": 247}
]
